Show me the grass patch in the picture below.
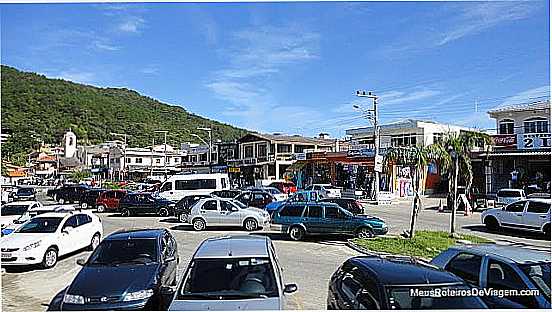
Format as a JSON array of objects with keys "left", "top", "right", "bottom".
[{"left": 352, "top": 230, "right": 493, "bottom": 259}]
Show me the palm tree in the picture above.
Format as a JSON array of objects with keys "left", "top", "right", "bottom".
[
  {"left": 432, "top": 131, "right": 491, "bottom": 235},
  {"left": 384, "top": 145, "right": 432, "bottom": 238}
]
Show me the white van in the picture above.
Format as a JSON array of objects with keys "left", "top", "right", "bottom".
[{"left": 158, "top": 173, "right": 230, "bottom": 201}]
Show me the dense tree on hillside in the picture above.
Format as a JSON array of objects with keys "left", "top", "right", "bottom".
[{"left": 1, "top": 65, "right": 248, "bottom": 164}]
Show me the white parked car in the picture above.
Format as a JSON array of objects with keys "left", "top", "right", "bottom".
[
  {"left": 2, "top": 204, "right": 76, "bottom": 236},
  {"left": 1, "top": 201, "right": 43, "bottom": 231},
  {"left": 0, "top": 210, "right": 103, "bottom": 268},
  {"left": 481, "top": 198, "right": 550, "bottom": 237},
  {"left": 169, "top": 235, "right": 297, "bottom": 311},
  {"left": 305, "top": 184, "right": 342, "bottom": 198},
  {"left": 496, "top": 188, "right": 526, "bottom": 206},
  {"left": 185, "top": 198, "right": 270, "bottom": 231}
]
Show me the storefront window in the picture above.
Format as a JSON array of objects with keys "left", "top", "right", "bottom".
[{"left": 277, "top": 144, "right": 292, "bottom": 153}]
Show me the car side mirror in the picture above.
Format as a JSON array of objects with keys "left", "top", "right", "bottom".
[
  {"left": 62, "top": 227, "right": 73, "bottom": 234},
  {"left": 165, "top": 255, "right": 176, "bottom": 262},
  {"left": 76, "top": 258, "right": 86, "bottom": 266},
  {"left": 160, "top": 286, "right": 176, "bottom": 296},
  {"left": 232, "top": 207, "right": 239, "bottom": 212},
  {"left": 284, "top": 284, "right": 297, "bottom": 294}
]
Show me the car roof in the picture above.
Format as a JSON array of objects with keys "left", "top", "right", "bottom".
[
  {"left": 447, "top": 244, "right": 550, "bottom": 264},
  {"left": 106, "top": 228, "right": 165, "bottom": 240},
  {"left": 525, "top": 198, "right": 551, "bottom": 204},
  {"left": 194, "top": 235, "right": 269, "bottom": 258},
  {"left": 350, "top": 256, "right": 465, "bottom": 285},
  {"left": 32, "top": 212, "right": 72, "bottom": 218},
  {"left": 498, "top": 188, "right": 524, "bottom": 192},
  {"left": 3, "top": 201, "right": 38, "bottom": 206}
]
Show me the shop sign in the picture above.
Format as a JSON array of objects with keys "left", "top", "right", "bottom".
[
  {"left": 348, "top": 148, "right": 375, "bottom": 157},
  {"left": 374, "top": 155, "right": 384, "bottom": 172},
  {"left": 228, "top": 167, "right": 241, "bottom": 173},
  {"left": 492, "top": 135, "right": 516, "bottom": 147},
  {"left": 308, "top": 152, "right": 326, "bottom": 159},
  {"left": 517, "top": 133, "right": 551, "bottom": 150},
  {"left": 294, "top": 153, "right": 306, "bottom": 160}
]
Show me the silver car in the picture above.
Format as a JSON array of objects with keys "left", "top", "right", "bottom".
[
  {"left": 185, "top": 198, "right": 270, "bottom": 231},
  {"left": 169, "top": 235, "right": 297, "bottom": 310}
]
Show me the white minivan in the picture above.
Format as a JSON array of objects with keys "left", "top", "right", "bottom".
[{"left": 158, "top": 173, "right": 230, "bottom": 201}]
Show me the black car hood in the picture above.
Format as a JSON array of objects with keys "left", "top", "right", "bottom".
[{"left": 68, "top": 264, "right": 159, "bottom": 297}]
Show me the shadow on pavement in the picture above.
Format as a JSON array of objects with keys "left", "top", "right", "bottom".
[
  {"left": 462, "top": 224, "right": 548, "bottom": 241},
  {"left": 159, "top": 217, "right": 180, "bottom": 223},
  {"left": 250, "top": 232, "right": 351, "bottom": 245}
]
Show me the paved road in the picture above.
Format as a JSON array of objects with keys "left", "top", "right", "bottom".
[
  {"left": 2, "top": 193, "right": 549, "bottom": 311},
  {"left": 367, "top": 197, "right": 550, "bottom": 250}
]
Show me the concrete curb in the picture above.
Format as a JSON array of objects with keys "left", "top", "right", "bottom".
[{"left": 346, "top": 238, "right": 432, "bottom": 263}]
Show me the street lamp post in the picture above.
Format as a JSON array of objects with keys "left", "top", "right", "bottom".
[
  {"left": 155, "top": 130, "right": 168, "bottom": 179},
  {"left": 354, "top": 90, "right": 380, "bottom": 203},
  {"left": 197, "top": 127, "right": 213, "bottom": 171}
]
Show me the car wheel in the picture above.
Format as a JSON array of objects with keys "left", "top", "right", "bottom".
[
  {"left": 121, "top": 208, "right": 131, "bottom": 217},
  {"left": 193, "top": 218, "right": 206, "bottom": 231},
  {"left": 96, "top": 205, "right": 106, "bottom": 213},
  {"left": 244, "top": 218, "right": 258, "bottom": 232},
  {"left": 42, "top": 247, "right": 58, "bottom": 269},
  {"left": 179, "top": 213, "right": 188, "bottom": 223},
  {"left": 158, "top": 207, "right": 169, "bottom": 217},
  {"left": 289, "top": 226, "right": 305, "bottom": 241},
  {"left": 81, "top": 202, "right": 88, "bottom": 209},
  {"left": 543, "top": 224, "right": 550, "bottom": 240},
  {"left": 484, "top": 217, "right": 499, "bottom": 231},
  {"left": 89, "top": 233, "right": 101, "bottom": 251},
  {"left": 356, "top": 227, "right": 374, "bottom": 239},
  {"left": 59, "top": 198, "right": 65, "bottom": 204}
]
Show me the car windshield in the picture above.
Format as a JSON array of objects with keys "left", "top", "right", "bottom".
[
  {"left": 179, "top": 257, "right": 278, "bottom": 299},
  {"left": 498, "top": 190, "right": 523, "bottom": 197},
  {"left": 16, "top": 217, "right": 63, "bottom": 233},
  {"left": 232, "top": 200, "right": 247, "bottom": 209},
  {"left": 88, "top": 239, "right": 158, "bottom": 265},
  {"left": 264, "top": 188, "right": 281, "bottom": 195},
  {"left": 17, "top": 189, "right": 34, "bottom": 195},
  {"left": 520, "top": 262, "right": 551, "bottom": 301},
  {"left": 386, "top": 284, "right": 486, "bottom": 309},
  {"left": 1, "top": 205, "right": 29, "bottom": 216}
]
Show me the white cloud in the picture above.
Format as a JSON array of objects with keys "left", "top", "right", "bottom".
[
  {"left": 495, "top": 85, "right": 550, "bottom": 108},
  {"left": 382, "top": 90, "right": 441, "bottom": 106},
  {"left": 205, "top": 24, "right": 321, "bottom": 132},
  {"left": 50, "top": 70, "right": 96, "bottom": 84},
  {"left": 117, "top": 16, "right": 145, "bottom": 34},
  {"left": 140, "top": 65, "right": 159, "bottom": 75},
  {"left": 93, "top": 40, "right": 120, "bottom": 51},
  {"left": 437, "top": 2, "right": 540, "bottom": 46}
]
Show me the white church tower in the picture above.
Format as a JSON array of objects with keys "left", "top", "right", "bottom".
[{"left": 64, "top": 129, "right": 77, "bottom": 158}]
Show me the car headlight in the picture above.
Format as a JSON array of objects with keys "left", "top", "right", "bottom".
[
  {"left": 169, "top": 204, "right": 175, "bottom": 207},
  {"left": 63, "top": 294, "right": 85, "bottom": 305},
  {"left": 23, "top": 241, "right": 41, "bottom": 251},
  {"left": 123, "top": 289, "right": 154, "bottom": 302}
]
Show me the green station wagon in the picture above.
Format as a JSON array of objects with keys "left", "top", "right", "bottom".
[{"left": 271, "top": 202, "right": 388, "bottom": 240}]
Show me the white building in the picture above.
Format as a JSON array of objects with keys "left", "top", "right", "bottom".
[
  {"left": 109, "top": 144, "right": 183, "bottom": 180},
  {"left": 346, "top": 119, "right": 473, "bottom": 149},
  {"left": 476, "top": 100, "right": 551, "bottom": 193}
]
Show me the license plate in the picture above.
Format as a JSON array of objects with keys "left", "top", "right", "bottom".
[{"left": 2, "top": 252, "right": 12, "bottom": 258}]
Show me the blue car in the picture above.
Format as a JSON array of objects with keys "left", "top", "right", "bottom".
[
  {"left": 265, "top": 190, "right": 324, "bottom": 214},
  {"left": 271, "top": 202, "right": 387, "bottom": 240}
]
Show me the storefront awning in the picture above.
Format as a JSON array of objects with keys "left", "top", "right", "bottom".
[
  {"left": 483, "top": 150, "right": 551, "bottom": 157},
  {"left": 286, "top": 161, "right": 307, "bottom": 172}
]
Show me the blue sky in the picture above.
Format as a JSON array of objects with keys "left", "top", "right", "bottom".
[{"left": 1, "top": 1, "right": 550, "bottom": 138}]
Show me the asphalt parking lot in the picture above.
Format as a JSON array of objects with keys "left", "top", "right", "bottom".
[{"left": 1, "top": 194, "right": 549, "bottom": 311}]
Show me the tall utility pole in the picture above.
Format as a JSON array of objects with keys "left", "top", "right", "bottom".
[
  {"left": 110, "top": 133, "right": 127, "bottom": 180},
  {"left": 155, "top": 130, "right": 168, "bottom": 179},
  {"left": 197, "top": 127, "right": 213, "bottom": 171},
  {"left": 354, "top": 90, "right": 380, "bottom": 203},
  {"left": 150, "top": 137, "right": 155, "bottom": 177},
  {"left": 448, "top": 146, "right": 459, "bottom": 235}
]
